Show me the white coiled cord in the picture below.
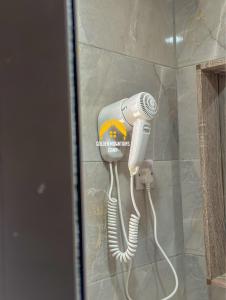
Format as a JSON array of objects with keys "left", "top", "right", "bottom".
[
  {"left": 107, "top": 162, "right": 178, "bottom": 300},
  {"left": 114, "top": 163, "right": 134, "bottom": 300},
  {"left": 108, "top": 162, "right": 140, "bottom": 263}
]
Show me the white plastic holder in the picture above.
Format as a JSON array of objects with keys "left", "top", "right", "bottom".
[{"left": 135, "top": 159, "right": 154, "bottom": 190}]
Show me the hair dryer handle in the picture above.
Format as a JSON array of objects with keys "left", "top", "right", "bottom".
[{"left": 128, "top": 119, "right": 151, "bottom": 175}]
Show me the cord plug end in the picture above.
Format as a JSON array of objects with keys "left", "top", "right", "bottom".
[{"left": 135, "top": 160, "right": 154, "bottom": 190}]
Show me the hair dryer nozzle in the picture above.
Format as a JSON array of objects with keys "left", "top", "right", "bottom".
[{"left": 121, "top": 92, "right": 158, "bottom": 125}]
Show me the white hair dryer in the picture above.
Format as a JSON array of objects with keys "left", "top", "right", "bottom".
[
  {"left": 98, "top": 92, "right": 158, "bottom": 174},
  {"left": 97, "top": 93, "right": 179, "bottom": 300}
]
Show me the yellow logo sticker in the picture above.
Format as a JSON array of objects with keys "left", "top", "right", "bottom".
[{"left": 99, "top": 119, "right": 127, "bottom": 141}]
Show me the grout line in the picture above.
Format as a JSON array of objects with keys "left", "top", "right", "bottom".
[
  {"left": 88, "top": 253, "right": 206, "bottom": 286},
  {"left": 131, "top": 253, "right": 183, "bottom": 273},
  {"left": 179, "top": 159, "right": 200, "bottom": 162},
  {"left": 184, "top": 252, "right": 205, "bottom": 257},
  {"left": 79, "top": 42, "right": 226, "bottom": 71},
  {"left": 177, "top": 56, "right": 226, "bottom": 69},
  {"left": 78, "top": 41, "right": 177, "bottom": 69},
  {"left": 184, "top": 253, "right": 205, "bottom": 258},
  {"left": 172, "top": 0, "right": 177, "bottom": 68},
  {"left": 82, "top": 159, "right": 200, "bottom": 163},
  {"left": 88, "top": 253, "right": 184, "bottom": 285}
]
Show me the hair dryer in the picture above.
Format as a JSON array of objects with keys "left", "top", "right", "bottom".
[
  {"left": 98, "top": 92, "right": 158, "bottom": 174},
  {"left": 98, "top": 93, "right": 179, "bottom": 300}
]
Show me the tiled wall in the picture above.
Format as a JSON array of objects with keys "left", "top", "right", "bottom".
[
  {"left": 76, "top": 0, "right": 226, "bottom": 298},
  {"left": 175, "top": 0, "right": 226, "bottom": 68},
  {"left": 76, "top": 0, "right": 185, "bottom": 299},
  {"left": 77, "top": 0, "right": 176, "bottom": 67},
  {"left": 175, "top": 0, "right": 226, "bottom": 299}
]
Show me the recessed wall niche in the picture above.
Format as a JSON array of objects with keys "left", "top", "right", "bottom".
[{"left": 196, "top": 58, "right": 226, "bottom": 288}]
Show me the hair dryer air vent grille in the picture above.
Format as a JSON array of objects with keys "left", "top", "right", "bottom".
[{"left": 139, "top": 92, "right": 158, "bottom": 120}]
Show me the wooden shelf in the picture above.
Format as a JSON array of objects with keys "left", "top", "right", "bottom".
[{"left": 211, "top": 274, "right": 226, "bottom": 289}]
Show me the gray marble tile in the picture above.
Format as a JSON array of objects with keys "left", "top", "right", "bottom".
[
  {"left": 87, "top": 274, "right": 125, "bottom": 300},
  {"left": 78, "top": 44, "right": 177, "bottom": 162},
  {"left": 87, "top": 255, "right": 185, "bottom": 300},
  {"left": 82, "top": 160, "right": 184, "bottom": 283},
  {"left": 183, "top": 255, "right": 208, "bottom": 300},
  {"left": 184, "top": 255, "right": 226, "bottom": 300},
  {"left": 150, "top": 161, "right": 184, "bottom": 256},
  {"left": 175, "top": 0, "right": 226, "bottom": 67},
  {"left": 208, "top": 285, "right": 226, "bottom": 300},
  {"left": 153, "top": 66, "right": 179, "bottom": 161},
  {"left": 177, "top": 66, "right": 200, "bottom": 160},
  {"left": 76, "top": 0, "right": 175, "bottom": 66},
  {"left": 129, "top": 255, "right": 185, "bottom": 300},
  {"left": 180, "top": 161, "right": 204, "bottom": 256}
]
